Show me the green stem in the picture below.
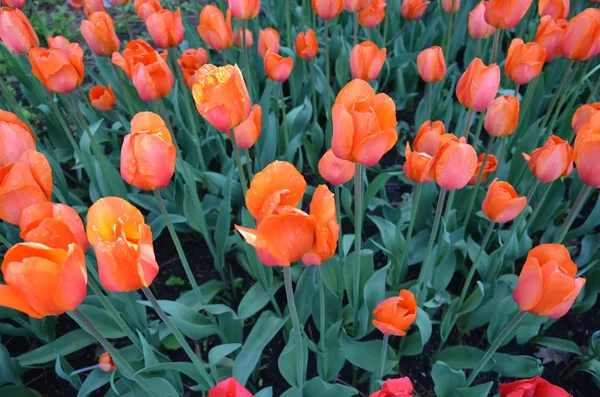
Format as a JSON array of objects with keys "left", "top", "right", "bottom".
[
  {"left": 352, "top": 163, "right": 363, "bottom": 330},
  {"left": 376, "top": 334, "right": 389, "bottom": 387},
  {"left": 309, "top": 61, "right": 318, "bottom": 125},
  {"left": 443, "top": 0, "right": 455, "bottom": 57},
  {"left": 285, "top": 0, "right": 292, "bottom": 47},
  {"left": 335, "top": 184, "right": 344, "bottom": 298},
  {"left": 241, "top": 19, "right": 256, "bottom": 101},
  {"left": 46, "top": 93, "right": 80, "bottom": 156},
  {"left": 586, "top": 71, "right": 600, "bottom": 103},
  {"left": 508, "top": 76, "right": 539, "bottom": 149},
  {"left": 539, "top": 60, "right": 575, "bottom": 132},
  {"left": 279, "top": 83, "right": 290, "bottom": 155},
  {"left": 110, "top": 62, "right": 135, "bottom": 116},
  {"left": 462, "top": 137, "right": 496, "bottom": 229},
  {"left": 554, "top": 185, "right": 594, "bottom": 244},
  {"left": 353, "top": 12, "right": 359, "bottom": 46},
  {"left": 0, "top": 233, "right": 12, "bottom": 248},
  {"left": 317, "top": 265, "right": 326, "bottom": 354},
  {"left": 119, "top": 5, "right": 134, "bottom": 41},
  {"left": 244, "top": 148, "right": 254, "bottom": 180},
  {"left": 230, "top": 130, "right": 249, "bottom": 197},
  {"left": 524, "top": 181, "right": 551, "bottom": 231},
  {"left": 324, "top": 20, "right": 332, "bottom": 144},
  {"left": 443, "top": 190, "right": 456, "bottom": 223},
  {"left": 426, "top": 83, "right": 433, "bottom": 120},
  {"left": 283, "top": 266, "right": 305, "bottom": 393},
  {"left": 547, "top": 61, "right": 588, "bottom": 136},
  {"left": 459, "top": 220, "right": 495, "bottom": 305},
  {"left": 514, "top": 83, "right": 520, "bottom": 98},
  {"left": 461, "top": 108, "right": 475, "bottom": 139},
  {"left": 490, "top": 30, "right": 501, "bottom": 64},
  {"left": 471, "top": 111, "right": 486, "bottom": 148},
  {"left": 398, "top": 183, "right": 422, "bottom": 285},
  {"left": 473, "top": 39, "right": 481, "bottom": 59}
]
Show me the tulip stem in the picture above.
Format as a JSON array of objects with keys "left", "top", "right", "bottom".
[
  {"left": 397, "top": 183, "right": 422, "bottom": 286},
  {"left": 508, "top": 76, "right": 539, "bottom": 150},
  {"left": 119, "top": 5, "right": 134, "bottom": 41},
  {"left": 229, "top": 130, "right": 249, "bottom": 197},
  {"left": 244, "top": 148, "right": 254, "bottom": 180},
  {"left": 70, "top": 309, "right": 163, "bottom": 397},
  {"left": 317, "top": 265, "right": 326, "bottom": 354},
  {"left": 334, "top": 184, "right": 344, "bottom": 298},
  {"left": 462, "top": 137, "right": 496, "bottom": 229},
  {"left": 353, "top": 12, "right": 359, "bottom": 46},
  {"left": 464, "top": 311, "right": 527, "bottom": 387},
  {"left": 554, "top": 185, "right": 594, "bottom": 244},
  {"left": 46, "top": 92, "right": 81, "bottom": 159},
  {"left": 0, "top": 233, "right": 12, "bottom": 248},
  {"left": 324, "top": 20, "right": 332, "bottom": 143},
  {"left": 471, "top": 110, "right": 486, "bottom": 148},
  {"left": 473, "top": 39, "right": 481, "bottom": 59},
  {"left": 285, "top": 0, "right": 292, "bottom": 47},
  {"left": 375, "top": 334, "right": 389, "bottom": 389},
  {"left": 283, "top": 266, "right": 305, "bottom": 393},
  {"left": 514, "top": 83, "right": 520, "bottom": 98},
  {"left": 443, "top": 0, "right": 456, "bottom": 58},
  {"left": 459, "top": 220, "right": 495, "bottom": 305},
  {"left": 152, "top": 189, "right": 206, "bottom": 304},
  {"left": 426, "top": 83, "right": 433, "bottom": 120},
  {"left": 547, "top": 61, "right": 588, "bottom": 137},
  {"left": 489, "top": 30, "right": 501, "bottom": 64},
  {"left": 141, "top": 287, "right": 214, "bottom": 388},
  {"left": 353, "top": 163, "right": 363, "bottom": 330},
  {"left": 110, "top": 63, "right": 135, "bottom": 116},
  {"left": 524, "top": 182, "right": 552, "bottom": 231},
  {"left": 586, "top": 71, "right": 600, "bottom": 103},
  {"left": 539, "top": 59, "right": 575, "bottom": 133},
  {"left": 279, "top": 84, "right": 291, "bottom": 155},
  {"left": 241, "top": 20, "right": 256, "bottom": 101},
  {"left": 309, "top": 61, "right": 318, "bottom": 125},
  {"left": 461, "top": 108, "right": 475, "bottom": 139}
]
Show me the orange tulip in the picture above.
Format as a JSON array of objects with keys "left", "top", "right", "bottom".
[
  {"left": 413, "top": 120, "right": 446, "bottom": 156},
  {"left": 198, "top": 5, "right": 234, "bottom": 51},
  {"left": 80, "top": 12, "right": 121, "bottom": 57},
  {"left": 505, "top": 39, "right": 546, "bottom": 85},
  {"left": 192, "top": 64, "right": 251, "bottom": 132},
  {"left": 403, "top": 143, "right": 433, "bottom": 183},
  {"left": 484, "top": 95, "right": 520, "bottom": 137},
  {"left": 86, "top": 197, "right": 159, "bottom": 292},
  {"left": 46, "top": 35, "right": 71, "bottom": 53},
  {"left": 513, "top": 244, "right": 585, "bottom": 318},
  {"left": 0, "top": 243, "right": 87, "bottom": 318},
  {"left": 295, "top": 29, "right": 319, "bottom": 60},
  {"left": 30, "top": 37, "right": 84, "bottom": 95},
  {"left": 208, "top": 377, "right": 253, "bottom": 397},
  {"left": 311, "top": 0, "right": 344, "bottom": 20},
  {"left": 19, "top": 202, "right": 89, "bottom": 252},
  {"left": 358, "top": 0, "right": 386, "bottom": 28},
  {"left": 0, "top": 109, "right": 36, "bottom": 168},
  {"left": 0, "top": 8, "right": 39, "bottom": 55},
  {"left": 264, "top": 51, "right": 294, "bottom": 82},
  {"left": 98, "top": 352, "right": 116, "bottom": 372},
  {"left": 456, "top": 58, "right": 500, "bottom": 111},
  {"left": 400, "top": 0, "right": 430, "bottom": 20},
  {"left": 228, "top": 0, "right": 261, "bottom": 20},
  {"left": 372, "top": 290, "right": 417, "bottom": 336},
  {"left": 442, "top": 0, "right": 460, "bottom": 13},
  {"left": 484, "top": 0, "right": 533, "bottom": 30},
  {"left": 350, "top": 41, "right": 386, "bottom": 81},
  {"left": 302, "top": 185, "right": 339, "bottom": 265},
  {"left": 89, "top": 85, "right": 116, "bottom": 112},
  {"left": 561, "top": 8, "right": 600, "bottom": 61},
  {"left": 469, "top": 1, "right": 496, "bottom": 39},
  {"left": 344, "top": 0, "right": 372, "bottom": 12},
  {"left": 429, "top": 135, "right": 477, "bottom": 190},
  {"left": 318, "top": 149, "right": 355, "bottom": 186},
  {"left": 332, "top": 79, "right": 398, "bottom": 167},
  {"left": 121, "top": 112, "right": 176, "bottom": 190},
  {"left": 482, "top": 179, "right": 527, "bottom": 223},
  {"left": 235, "top": 28, "right": 254, "bottom": 48},
  {"left": 468, "top": 153, "right": 498, "bottom": 185},
  {"left": 177, "top": 48, "right": 209, "bottom": 89},
  {"left": 231, "top": 104, "right": 262, "bottom": 149},
  {"left": 523, "top": 136, "right": 573, "bottom": 183},
  {"left": 538, "top": 0, "right": 569, "bottom": 20},
  {"left": 534, "top": 16, "right": 568, "bottom": 62},
  {"left": 572, "top": 103, "right": 600, "bottom": 134},
  {"left": 0, "top": 150, "right": 52, "bottom": 225},
  {"left": 146, "top": 8, "right": 184, "bottom": 49},
  {"left": 258, "top": 28, "right": 280, "bottom": 58},
  {"left": 109, "top": 0, "right": 131, "bottom": 5},
  {"left": 573, "top": 121, "right": 600, "bottom": 187},
  {"left": 1, "top": 0, "right": 26, "bottom": 8},
  {"left": 69, "top": 0, "right": 84, "bottom": 10},
  {"left": 134, "top": 0, "right": 163, "bottom": 22},
  {"left": 111, "top": 39, "right": 166, "bottom": 78},
  {"left": 417, "top": 46, "right": 446, "bottom": 83},
  {"left": 84, "top": 0, "right": 106, "bottom": 16}
]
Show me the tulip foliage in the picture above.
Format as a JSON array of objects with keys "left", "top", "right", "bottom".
[{"left": 2, "top": 1, "right": 600, "bottom": 397}]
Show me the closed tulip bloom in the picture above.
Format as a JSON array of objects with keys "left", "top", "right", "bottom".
[
  {"left": 134, "top": 0, "right": 163, "bottom": 22},
  {"left": 121, "top": 112, "right": 176, "bottom": 190},
  {"left": 30, "top": 38, "right": 84, "bottom": 95},
  {"left": 484, "top": 95, "right": 520, "bottom": 137},
  {"left": 468, "top": 153, "right": 498, "bottom": 185},
  {"left": 561, "top": 8, "right": 600, "bottom": 61},
  {"left": 264, "top": 51, "right": 294, "bottom": 82},
  {"left": 523, "top": 136, "right": 573, "bottom": 183},
  {"left": 2, "top": 0, "right": 26, "bottom": 8},
  {"left": 499, "top": 377, "right": 572, "bottom": 397},
  {"left": 417, "top": 46, "right": 446, "bottom": 82},
  {"left": 429, "top": 135, "right": 477, "bottom": 190},
  {"left": 198, "top": 5, "right": 234, "bottom": 51},
  {"left": 19, "top": 202, "right": 89, "bottom": 252},
  {"left": 178, "top": 48, "right": 209, "bottom": 89},
  {"left": 228, "top": 0, "right": 260, "bottom": 20},
  {"left": 47, "top": 35, "right": 71, "bottom": 52},
  {"left": 403, "top": 143, "right": 433, "bottom": 183},
  {"left": 89, "top": 85, "right": 116, "bottom": 112},
  {"left": 0, "top": 150, "right": 52, "bottom": 225},
  {"left": 514, "top": 244, "right": 585, "bottom": 318},
  {"left": 413, "top": 120, "right": 445, "bottom": 156},
  {"left": 98, "top": 352, "right": 116, "bottom": 372},
  {"left": 318, "top": 149, "right": 355, "bottom": 186},
  {"left": 0, "top": 8, "right": 39, "bottom": 55},
  {"left": 535, "top": 16, "right": 568, "bottom": 62},
  {"left": 231, "top": 104, "right": 262, "bottom": 149},
  {"left": 0, "top": 110, "right": 36, "bottom": 168},
  {"left": 505, "top": 39, "right": 546, "bottom": 85},
  {"left": 86, "top": 197, "right": 159, "bottom": 292},
  {"left": 0, "top": 243, "right": 86, "bottom": 318},
  {"left": 332, "top": 79, "right": 398, "bottom": 166},
  {"left": 539, "top": 0, "right": 569, "bottom": 20},
  {"left": 302, "top": 184, "right": 339, "bottom": 265},
  {"left": 208, "top": 377, "right": 252, "bottom": 397},
  {"left": 358, "top": 0, "right": 386, "bottom": 28},
  {"left": 311, "top": 0, "right": 344, "bottom": 20},
  {"left": 573, "top": 122, "right": 600, "bottom": 187},
  {"left": 485, "top": 0, "right": 533, "bottom": 30},
  {"left": 370, "top": 378, "right": 414, "bottom": 397},
  {"left": 235, "top": 28, "right": 254, "bottom": 48},
  {"left": 572, "top": 103, "right": 600, "bottom": 134},
  {"left": 112, "top": 39, "right": 167, "bottom": 78},
  {"left": 193, "top": 64, "right": 251, "bottom": 132},
  {"left": 146, "top": 9, "right": 184, "bottom": 48},
  {"left": 469, "top": 2, "right": 496, "bottom": 39},
  {"left": 258, "top": 28, "right": 280, "bottom": 58},
  {"left": 456, "top": 58, "right": 500, "bottom": 111},
  {"left": 69, "top": 0, "right": 84, "bottom": 10},
  {"left": 80, "top": 12, "right": 121, "bottom": 57},
  {"left": 442, "top": 0, "right": 460, "bottom": 13},
  {"left": 372, "top": 290, "right": 417, "bottom": 336},
  {"left": 482, "top": 179, "right": 527, "bottom": 223},
  {"left": 344, "top": 0, "right": 372, "bottom": 12},
  {"left": 350, "top": 41, "right": 386, "bottom": 81},
  {"left": 401, "top": 0, "right": 430, "bottom": 20},
  {"left": 295, "top": 29, "right": 319, "bottom": 60},
  {"left": 84, "top": 0, "right": 106, "bottom": 16}
]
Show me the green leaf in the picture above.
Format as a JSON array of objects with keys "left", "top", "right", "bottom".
[
  {"left": 18, "top": 329, "right": 96, "bottom": 366},
  {"left": 458, "top": 281, "right": 485, "bottom": 315},
  {"left": 0, "top": 343, "right": 21, "bottom": 386},
  {"left": 343, "top": 250, "right": 374, "bottom": 313},
  {"left": 432, "top": 361, "right": 465, "bottom": 397},
  {"left": 254, "top": 388, "right": 274, "bottom": 397},
  {"left": 0, "top": 385, "right": 43, "bottom": 397},
  {"left": 455, "top": 381, "right": 493, "bottom": 397},
  {"left": 340, "top": 331, "right": 391, "bottom": 372},
  {"left": 55, "top": 354, "right": 82, "bottom": 389},
  {"left": 215, "top": 170, "right": 232, "bottom": 270},
  {"left": 278, "top": 332, "right": 308, "bottom": 388},
  {"left": 138, "top": 300, "right": 218, "bottom": 340},
  {"left": 208, "top": 343, "right": 241, "bottom": 375},
  {"left": 237, "top": 282, "right": 272, "bottom": 319},
  {"left": 77, "top": 369, "right": 111, "bottom": 397}
]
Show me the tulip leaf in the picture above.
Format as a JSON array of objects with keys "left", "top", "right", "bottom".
[
  {"left": 77, "top": 369, "right": 111, "bottom": 397},
  {"left": 534, "top": 337, "right": 582, "bottom": 355},
  {"left": 17, "top": 329, "right": 96, "bottom": 366},
  {"left": 458, "top": 281, "right": 485, "bottom": 315},
  {"left": 432, "top": 361, "right": 465, "bottom": 397},
  {"left": 455, "top": 381, "right": 493, "bottom": 397}
]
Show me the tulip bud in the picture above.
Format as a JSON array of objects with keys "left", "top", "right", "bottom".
[
  {"left": 198, "top": 5, "right": 234, "bottom": 51},
  {"left": 413, "top": 120, "right": 446, "bottom": 156},
  {"left": 482, "top": 179, "right": 527, "bottom": 223},
  {"left": 417, "top": 46, "right": 446, "bottom": 83},
  {"left": 311, "top": 0, "right": 344, "bottom": 20},
  {"left": 456, "top": 58, "right": 500, "bottom": 111},
  {"left": 484, "top": 95, "right": 520, "bottom": 137},
  {"left": 0, "top": 8, "right": 39, "bottom": 55},
  {"left": 573, "top": 121, "right": 600, "bottom": 187},
  {"left": 442, "top": 0, "right": 460, "bottom": 13},
  {"left": 0, "top": 109, "right": 36, "bottom": 168},
  {"left": 371, "top": 378, "right": 414, "bottom": 397},
  {"left": 83, "top": 0, "right": 106, "bottom": 16},
  {"left": 344, "top": 0, "right": 372, "bottom": 12},
  {"left": 178, "top": 48, "right": 209, "bottom": 89},
  {"left": 350, "top": 41, "right": 386, "bottom": 81},
  {"left": 505, "top": 39, "right": 546, "bottom": 85},
  {"left": 134, "top": 0, "right": 163, "bottom": 22},
  {"left": 146, "top": 9, "right": 184, "bottom": 49},
  {"left": 228, "top": 0, "right": 261, "bottom": 20},
  {"left": 231, "top": 104, "right": 262, "bottom": 149},
  {"left": 401, "top": 0, "right": 430, "bottom": 20},
  {"left": 258, "top": 28, "right": 280, "bottom": 58},
  {"left": 469, "top": 2, "right": 496, "bottom": 39},
  {"left": 372, "top": 290, "right": 417, "bottom": 336},
  {"left": 485, "top": 0, "right": 533, "bottom": 30},
  {"left": 30, "top": 38, "right": 85, "bottom": 95},
  {"left": 500, "top": 377, "right": 572, "bottom": 397},
  {"left": 98, "top": 352, "right": 116, "bottom": 372},
  {"left": 468, "top": 153, "right": 498, "bottom": 185},
  {"left": 572, "top": 103, "right": 600, "bottom": 134},
  {"left": 318, "top": 149, "right": 355, "bottom": 186},
  {"left": 523, "top": 136, "right": 573, "bottom": 183},
  {"left": 208, "top": 377, "right": 253, "bottom": 397},
  {"left": 89, "top": 85, "right": 116, "bottom": 112},
  {"left": 561, "top": 8, "right": 600, "bottom": 61},
  {"left": 235, "top": 28, "right": 254, "bottom": 48},
  {"left": 264, "top": 51, "right": 294, "bottom": 82},
  {"left": 403, "top": 143, "right": 433, "bottom": 183},
  {"left": 69, "top": 0, "right": 84, "bottom": 10},
  {"left": 358, "top": 0, "right": 386, "bottom": 28},
  {"left": 538, "top": 0, "right": 569, "bottom": 20},
  {"left": 1, "top": 0, "right": 26, "bottom": 8},
  {"left": 429, "top": 135, "right": 478, "bottom": 190},
  {"left": 295, "top": 29, "right": 319, "bottom": 60},
  {"left": 80, "top": 12, "right": 121, "bottom": 57},
  {"left": 534, "top": 15, "right": 568, "bottom": 62}
]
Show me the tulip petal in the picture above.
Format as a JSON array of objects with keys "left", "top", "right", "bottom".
[
  {"left": 235, "top": 224, "right": 288, "bottom": 266},
  {"left": 372, "top": 320, "right": 407, "bottom": 336},
  {"left": 545, "top": 277, "right": 586, "bottom": 319},
  {"left": 513, "top": 257, "right": 543, "bottom": 311},
  {"left": 56, "top": 244, "right": 87, "bottom": 311},
  {"left": 352, "top": 128, "right": 398, "bottom": 167},
  {"left": 331, "top": 104, "right": 355, "bottom": 160},
  {"left": 528, "top": 244, "right": 577, "bottom": 277},
  {"left": 0, "top": 284, "right": 42, "bottom": 318},
  {"left": 535, "top": 261, "right": 577, "bottom": 317}
]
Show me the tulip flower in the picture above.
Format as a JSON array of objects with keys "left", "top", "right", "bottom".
[
  {"left": 98, "top": 352, "right": 116, "bottom": 372},
  {"left": 442, "top": 0, "right": 460, "bottom": 13},
  {"left": 573, "top": 122, "right": 600, "bottom": 187},
  {"left": 561, "top": 8, "right": 600, "bottom": 61},
  {"left": 429, "top": 135, "right": 478, "bottom": 190},
  {"left": 208, "top": 377, "right": 252, "bottom": 397},
  {"left": 370, "top": 377, "right": 414, "bottom": 397},
  {"left": 302, "top": 185, "right": 339, "bottom": 265},
  {"left": 372, "top": 290, "right": 417, "bottom": 336},
  {"left": 121, "top": 112, "right": 176, "bottom": 190},
  {"left": 109, "top": 0, "right": 131, "bottom": 5},
  {"left": 344, "top": 0, "right": 372, "bottom": 12},
  {"left": 146, "top": 9, "right": 184, "bottom": 48},
  {"left": 84, "top": 0, "right": 106, "bottom": 16},
  {"left": 0, "top": 109, "right": 36, "bottom": 168},
  {"left": 198, "top": 5, "right": 234, "bottom": 51},
  {"left": 400, "top": 0, "right": 430, "bottom": 20},
  {"left": 177, "top": 48, "right": 209, "bottom": 89},
  {"left": 89, "top": 85, "right": 116, "bottom": 112},
  {"left": 403, "top": 143, "right": 433, "bottom": 183},
  {"left": 258, "top": 28, "right": 280, "bottom": 58},
  {"left": 482, "top": 179, "right": 527, "bottom": 223},
  {"left": 523, "top": 136, "right": 573, "bottom": 183},
  {"left": 30, "top": 37, "right": 84, "bottom": 95},
  {"left": 0, "top": 243, "right": 87, "bottom": 318},
  {"left": 468, "top": 153, "right": 498, "bottom": 185},
  {"left": 538, "top": 0, "right": 569, "bottom": 20},
  {"left": 456, "top": 58, "right": 500, "bottom": 111},
  {"left": 47, "top": 35, "right": 71, "bottom": 52},
  {"left": 331, "top": 79, "right": 398, "bottom": 167},
  {"left": 417, "top": 46, "right": 446, "bottom": 82},
  {"left": 235, "top": 28, "right": 254, "bottom": 48},
  {"left": 0, "top": 150, "right": 52, "bottom": 225},
  {"left": 295, "top": 29, "right": 319, "bottom": 60},
  {"left": 505, "top": 39, "right": 546, "bottom": 85},
  {"left": 499, "top": 376, "right": 572, "bottom": 397},
  {"left": 86, "top": 197, "right": 159, "bottom": 292},
  {"left": 318, "top": 149, "right": 355, "bottom": 186},
  {"left": 350, "top": 41, "right": 386, "bottom": 81},
  {"left": 484, "top": 0, "right": 533, "bottom": 30},
  {"left": 19, "top": 202, "right": 89, "bottom": 252},
  {"left": 69, "top": 0, "right": 84, "bottom": 10},
  {"left": 192, "top": 64, "right": 251, "bottom": 132},
  {"left": 80, "top": 12, "right": 120, "bottom": 57},
  {"left": 264, "top": 51, "right": 294, "bottom": 82},
  {"left": 311, "top": 0, "right": 344, "bottom": 20},
  {"left": 469, "top": 1, "right": 496, "bottom": 39},
  {"left": 134, "top": 0, "right": 163, "bottom": 22},
  {"left": 0, "top": 8, "right": 39, "bottom": 55},
  {"left": 1, "top": 0, "right": 26, "bottom": 8},
  {"left": 228, "top": 0, "right": 261, "bottom": 20},
  {"left": 358, "top": 0, "right": 386, "bottom": 28},
  {"left": 514, "top": 244, "right": 585, "bottom": 318},
  {"left": 413, "top": 120, "right": 446, "bottom": 156},
  {"left": 231, "top": 104, "right": 262, "bottom": 149},
  {"left": 112, "top": 39, "right": 166, "bottom": 78},
  {"left": 572, "top": 103, "right": 600, "bottom": 134},
  {"left": 484, "top": 95, "right": 520, "bottom": 137},
  {"left": 534, "top": 16, "right": 568, "bottom": 62}
]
